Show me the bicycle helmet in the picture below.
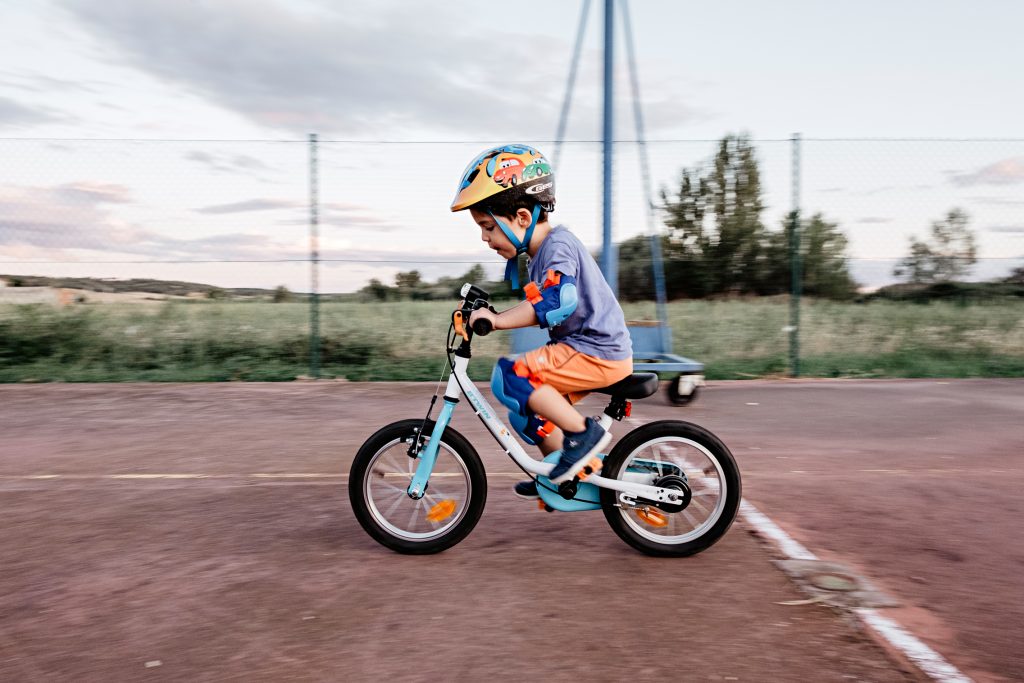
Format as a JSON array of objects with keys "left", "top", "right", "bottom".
[{"left": 451, "top": 144, "right": 555, "bottom": 288}]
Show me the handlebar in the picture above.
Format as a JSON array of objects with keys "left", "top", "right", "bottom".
[
  {"left": 453, "top": 282, "right": 494, "bottom": 341},
  {"left": 471, "top": 317, "right": 493, "bottom": 336}
]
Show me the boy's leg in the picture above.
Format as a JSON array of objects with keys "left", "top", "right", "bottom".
[
  {"left": 501, "top": 343, "right": 630, "bottom": 490},
  {"left": 526, "top": 385, "right": 585, "bottom": 434}
]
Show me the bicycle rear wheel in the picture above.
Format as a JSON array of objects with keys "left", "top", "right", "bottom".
[
  {"left": 600, "top": 420, "right": 740, "bottom": 557},
  {"left": 350, "top": 419, "right": 486, "bottom": 554}
]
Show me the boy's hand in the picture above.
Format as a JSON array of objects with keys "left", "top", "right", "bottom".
[{"left": 469, "top": 307, "right": 499, "bottom": 331}]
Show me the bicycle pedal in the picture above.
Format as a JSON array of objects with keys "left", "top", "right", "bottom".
[
  {"left": 637, "top": 508, "right": 668, "bottom": 528},
  {"left": 426, "top": 499, "right": 457, "bottom": 523},
  {"left": 576, "top": 457, "right": 603, "bottom": 481}
]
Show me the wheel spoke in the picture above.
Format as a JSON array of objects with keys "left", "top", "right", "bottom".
[
  {"left": 687, "top": 496, "right": 710, "bottom": 516},
  {"left": 360, "top": 432, "right": 478, "bottom": 544},
  {"left": 382, "top": 493, "right": 405, "bottom": 519},
  {"left": 408, "top": 498, "right": 422, "bottom": 531},
  {"left": 375, "top": 480, "right": 411, "bottom": 496}
]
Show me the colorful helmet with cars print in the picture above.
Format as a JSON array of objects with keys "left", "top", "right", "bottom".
[{"left": 450, "top": 144, "right": 555, "bottom": 213}]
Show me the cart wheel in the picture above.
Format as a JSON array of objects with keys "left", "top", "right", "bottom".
[{"left": 667, "top": 375, "right": 700, "bottom": 406}]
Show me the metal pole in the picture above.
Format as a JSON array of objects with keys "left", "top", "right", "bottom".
[
  {"left": 601, "top": 0, "right": 616, "bottom": 295},
  {"left": 309, "top": 133, "right": 321, "bottom": 379},
  {"left": 789, "top": 132, "right": 802, "bottom": 377},
  {"left": 552, "top": 0, "right": 591, "bottom": 170},
  {"left": 619, "top": 0, "right": 669, "bottom": 349}
]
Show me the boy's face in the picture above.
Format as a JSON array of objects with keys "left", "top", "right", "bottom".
[{"left": 469, "top": 208, "right": 530, "bottom": 260}]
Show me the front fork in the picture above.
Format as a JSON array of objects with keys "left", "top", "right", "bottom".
[{"left": 407, "top": 398, "right": 457, "bottom": 499}]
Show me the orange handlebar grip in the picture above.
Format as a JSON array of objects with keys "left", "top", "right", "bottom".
[{"left": 453, "top": 310, "right": 469, "bottom": 341}]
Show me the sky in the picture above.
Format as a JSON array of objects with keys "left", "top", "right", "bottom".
[{"left": 1, "top": 0, "right": 1022, "bottom": 292}]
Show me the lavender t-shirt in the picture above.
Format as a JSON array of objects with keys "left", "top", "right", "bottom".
[{"left": 527, "top": 226, "right": 632, "bottom": 361}]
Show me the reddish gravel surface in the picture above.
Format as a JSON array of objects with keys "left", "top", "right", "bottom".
[{"left": 2, "top": 379, "right": 1021, "bottom": 681}]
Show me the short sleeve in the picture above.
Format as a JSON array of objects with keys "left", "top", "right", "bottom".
[{"left": 542, "top": 237, "right": 579, "bottom": 279}]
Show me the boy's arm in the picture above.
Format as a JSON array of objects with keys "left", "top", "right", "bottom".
[{"left": 469, "top": 300, "right": 537, "bottom": 331}]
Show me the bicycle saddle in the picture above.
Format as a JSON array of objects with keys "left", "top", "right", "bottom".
[{"left": 593, "top": 372, "right": 659, "bottom": 399}]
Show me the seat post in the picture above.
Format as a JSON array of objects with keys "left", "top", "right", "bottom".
[{"left": 604, "top": 396, "right": 630, "bottom": 421}]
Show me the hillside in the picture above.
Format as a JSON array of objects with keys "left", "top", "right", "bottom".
[{"left": 0, "top": 275, "right": 278, "bottom": 298}]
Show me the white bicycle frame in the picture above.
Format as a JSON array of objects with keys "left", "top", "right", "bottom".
[{"left": 407, "top": 353, "right": 686, "bottom": 509}]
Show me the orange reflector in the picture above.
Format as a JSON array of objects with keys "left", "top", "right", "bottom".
[
  {"left": 637, "top": 508, "right": 668, "bottom": 528},
  {"left": 426, "top": 500, "right": 457, "bottom": 523}
]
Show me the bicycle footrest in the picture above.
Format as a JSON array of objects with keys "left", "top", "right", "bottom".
[{"left": 576, "top": 457, "right": 602, "bottom": 481}]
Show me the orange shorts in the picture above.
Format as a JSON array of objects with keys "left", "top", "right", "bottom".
[{"left": 516, "top": 343, "right": 633, "bottom": 405}]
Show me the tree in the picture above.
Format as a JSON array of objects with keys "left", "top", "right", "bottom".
[
  {"left": 272, "top": 285, "right": 293, "bottom": 303},
  {"left": 394, "top": 270, "right": 423, "bottom": 292},
  {"left": 1003, "top": 266, "right": 1024, "bottom": 284},
  {"left": 757, "top": 212, "right": 857, "bottom": 299},
  {"left": 361, "top": 278, "right": 395, "bottom": 301},
  {"left": 661, "top": 134, "right": 767, "bottom": 296},
  {"left": 895, "top": 208, "right": 977, "bottom": 283},
  {"left": 616, "top": 235, "right": 656, "bottom": 301}
]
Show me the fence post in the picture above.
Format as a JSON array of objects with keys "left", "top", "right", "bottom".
[
  {"left": 309, "top": 133, "right": 321, "bottom": 379},
  {"left": 789, "top": 132, "right": 802, "bottom": 377}
]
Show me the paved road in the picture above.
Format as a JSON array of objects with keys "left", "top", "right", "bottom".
[{"left": 3, "top": 379, "right": 1021, "bottom": 680}]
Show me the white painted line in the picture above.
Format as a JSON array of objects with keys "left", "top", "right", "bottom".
[
  {"left": 857, "top": 609, "right": 972, "bottom": 683},
  {"left": 250, "top": 473, "right": 341, "bottom": 479},
  {"left": 111, "top": 473, "right": 211, "bottom": 479},
  {"left": 738, "top": 499, "right": 972, "bottom": 683},
  {"left": 739, "top": 500, "right": 817, "bottom": 561}
]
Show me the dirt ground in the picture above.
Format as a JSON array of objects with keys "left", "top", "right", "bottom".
[{"left": 2, "top": 379, "right": 1021, "bottom": 681}]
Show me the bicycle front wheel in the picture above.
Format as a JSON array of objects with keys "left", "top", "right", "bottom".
[
  {"left": 600, "top": 420, "right": 741, "bottom": 557},
  {"left": 349, "top": 419, "right": 487, "bottom": 554}
]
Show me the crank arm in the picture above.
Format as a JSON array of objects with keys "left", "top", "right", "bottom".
[{"left": 587, "top": 474, "right": 685, "bottom": 506}]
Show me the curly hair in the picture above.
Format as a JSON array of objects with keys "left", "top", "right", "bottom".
[{"left": 476, "top": 186, "right": 554, "bottom": 222}]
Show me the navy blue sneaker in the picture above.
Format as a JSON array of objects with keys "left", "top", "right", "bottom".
[
  {"left": 513, "top": 480, "right": 539, "bottom": 499},
  {"left": 549, "top": 417, "right": 610, "bottom": 484}
]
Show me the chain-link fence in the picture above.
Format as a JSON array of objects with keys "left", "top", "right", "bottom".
[{"left": 1, "top": 137, "right": 1022, "bottom": 381}]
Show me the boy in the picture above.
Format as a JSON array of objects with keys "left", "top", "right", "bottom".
[{"left": 450, "top": 144, "right": 633, "bottom": 495}]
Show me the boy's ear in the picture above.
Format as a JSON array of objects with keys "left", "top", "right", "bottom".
[{"left": 515, "top": 207, "right": 533, "bottom": 226}]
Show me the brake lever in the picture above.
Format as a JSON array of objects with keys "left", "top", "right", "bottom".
[{"left": 452, "top": 309, "right": 470, "bottom": 341}]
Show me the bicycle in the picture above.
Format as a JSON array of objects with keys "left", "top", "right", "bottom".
[{"left": 349, "top": 283, "right": 741, "bottom": 556}]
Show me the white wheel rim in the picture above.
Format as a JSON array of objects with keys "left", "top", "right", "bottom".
[
  {"left": 616, "top": 436, "right": 728, "bottom": 544},
  {"left": 363, "top": 437, "right": 472, "bottom": 541}
]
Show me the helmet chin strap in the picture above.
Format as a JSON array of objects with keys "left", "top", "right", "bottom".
[{"left": 489, "top": 204, "right": 541, "bottom": 290}]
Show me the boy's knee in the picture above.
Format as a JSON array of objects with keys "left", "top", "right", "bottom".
[{"left": 490, "top": 357, "right": 538, "bottom": 415}]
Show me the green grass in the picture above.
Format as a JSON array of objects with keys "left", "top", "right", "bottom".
[{"left": 2, "top": 298, "right": 1023, "bottom": 382}]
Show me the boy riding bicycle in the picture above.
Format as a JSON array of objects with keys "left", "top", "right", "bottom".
[{"left": 450, "top": 144, "right": 633, "bottom": 495}]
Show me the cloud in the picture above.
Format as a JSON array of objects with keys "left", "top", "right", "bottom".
[
  {"left": 194, "top": 198, "right": 301, "bottom": 214},
  {"left": 0, "top": 69, "right": 102, "bottom": 95},
  {"left": 986, "top": 225, "right": 1024, "bottom": 234},
  {"left": 184, "top": 150, "right": 275, "bottom": 174},
  {"left": 950, "top": 157, "right": 1024, "bottom": 186},
  {"left": 60, "top": 0, "right": 701, "bottom": 137},
  {"left": 0, "top": 183, "right": 147, "bottom": 252},
  {"left": 0, "top": 182, "right": 299, "bottom": 260},
  {"left": 188, "top": 197, "right": 400, "bottom": 230},
  {"left": 969, "top": 196, "right": 1024, "bottom": 206},
  {"left": 0, "top": 96, "right": 67, "bottom": 127},
  {"left": 855, "top": 217, "right": 893, "bottom": 224}
]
